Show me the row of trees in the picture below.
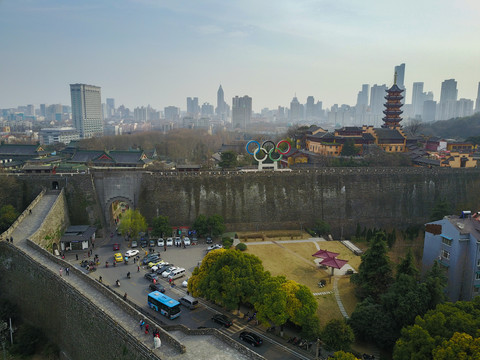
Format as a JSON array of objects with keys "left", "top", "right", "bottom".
[
  {"left": 188, "top": 248, "right": 321, "bottom": 338},
  {"left": 348, "top": 232, "right": 446, "bottom": 350},
  {"left": 118, "top": 209, "right": 226, "bottom": 240}
]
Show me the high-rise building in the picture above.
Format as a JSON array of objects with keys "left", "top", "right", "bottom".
[
  {"left": 356, "top": 84, "right": 369, "bottom": 107},
  {"left": 187, "top": 97, "right": 199, "bottom": 115},
  {"left": 289, "top": 96, "right": 302, "bottom": 121},
  {"left": 164, "top": 106, "right": 180, "bottom": 121},
  {"left": 201, "top": 102, "right": 214, "bottom": 116},
  {"left": 456, "top": 99, "right": 474, "bottom": 118},
  {"left": 394, "top": 63, "right": 405, "bottom": 89},
  {"left": 305, "top": 96, "right": 315, "bottom": 119},
  {"left": 411, "top": 82, "right": 425, "bottom": 118},
  {"left": 70, "top": 83, "right": 103, "bottom": 138},
  {"left": 106, "top": 98, "right": 115, "bottom": 118},
  {"left": 216, "top": 85, "right": 228, "bottom": 118},
  {"left": 40, "top": 104, "right": 46, "bottom": 117},
  {"left": 440, "top": 79, "right": 458, "bottom": 104},
  {"left": 232, "top": 95, "right": 252, "bottom": 129},
  {"left": 422, "top": 100, "right": 437, "bottom": 122},
  {"left": 26, "top": 104, "right": 35, "bottom": 116},
  {"left": 370, "top": 84, "right": 388, "bottom": 126},
  {"left": 134, "top": 107, "right": 148, "bottom": 122},
  {"left": 475, "top": 82, "right": 480, "bottom": 114}
]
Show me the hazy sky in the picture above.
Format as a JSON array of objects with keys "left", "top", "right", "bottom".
[{"left": 1, "top": 0, "right": 479, "bottom": 112}]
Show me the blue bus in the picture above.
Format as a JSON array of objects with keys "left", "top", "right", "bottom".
[{"left": 147, "top": 291, "right": 181, "bottom": 319}]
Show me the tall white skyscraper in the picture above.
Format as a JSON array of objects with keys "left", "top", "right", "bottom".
[
  {"left": 394, "top": 63, "right": 406, "bottom": 104},
  {"left": 438, "top": 79, "right": 458, "bottom": 120},
  {"left": 70, "top": 84, "right": 103, "bottom": 138},
  {"left": 232, "top": 95, "right": 252, "bottom": 129},
  {"left": 411, "top": 82, "right": 425, "bottom": 118}
]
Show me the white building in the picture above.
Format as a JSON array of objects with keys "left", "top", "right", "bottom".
[
  {"left": 70, "top": 83, "right": 103, "bottom": 138},
  {"left": 39, "top": 127, "right": 80, "bottom": 145}
]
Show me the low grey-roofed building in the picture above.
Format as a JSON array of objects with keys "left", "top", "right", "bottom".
[{"left": 60, "top": 225, "right": 96, "bottom": 252}]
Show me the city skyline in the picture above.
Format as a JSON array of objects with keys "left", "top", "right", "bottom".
[{"left": 1, "top": 0, "right": 479, "bottom": 111}]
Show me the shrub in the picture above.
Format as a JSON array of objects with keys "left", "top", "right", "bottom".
[
  {"left": 236, "top": 243, "right": 247, "bottom": 251},
  {"left": 222, "top": 237, "right": 233, "bottom": 249}
]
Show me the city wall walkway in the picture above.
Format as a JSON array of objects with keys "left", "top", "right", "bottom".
[{"left": 4, "top": 192, "right": 254, "bottom": 360}]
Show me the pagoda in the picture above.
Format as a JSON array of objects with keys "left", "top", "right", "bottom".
[{"left": 382, "top": 72, "right": 404, "bottom": 129}]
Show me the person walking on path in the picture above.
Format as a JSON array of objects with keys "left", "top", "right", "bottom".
[
  {"left": 145, "top": 324, "right": 149, "bottom": 334},
  {"left": 59, "top": 268, "right": 63, "bottom": 277},
  {"left": 76, "top": 254, "right": 78, "bottom": 261},
  {"left": 29, "top": 209, "right": 32, "bottom": 214},
  {"left": 10, "top": 236, "right": 13, "bottom": 243},
  {"left": 137, "top": 265, "right": 140, "bottom": 272},
  {"left": 66, "top": 267, "right": 70, "bottom": 276},
  {"left": 139, "top": 319, "right": 145, "bottom": 330}
]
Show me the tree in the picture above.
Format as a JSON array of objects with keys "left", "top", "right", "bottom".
[
  {"left": 423, "top": 261, "right": 447, "bottom": 309},
  {"left": 396, "top": 250, "right": 419, "bottom": 280},
  {"left": 219, "top": 150, "right": 238, "bottom": 169},
  {"left": 313, "top": 219, "right": 331, "bottom": 236},
  {"left": 430, "top": 199, "right": 451, "bottom": 221},
  {"left": 0, "top": 204, "right": 19, "bottom": 232},
  {"left": 193, "top": 214, "right": 209, "bottom": 237},
  {"left": 433, "top": 332, "right": 480, "bottom": 360},
  {"left": 151, "top": 215, "right": 171, "bottom": 238},
  {"left": 341, "top": 139, "right": 360, "bottom": 156},
  {"left": 330, "top": 351, "right": 361, "bottom": 360},
  {"left": 393, "top": 324, "right": 436, "bottom": 360},
  {"left": 118, "top": 209, "right": 147, "bottom": 240},
  {"left": 253, "top": 275, "right": 289, "bottom": 327},
  {"left": 321, "top": 319, "right": 355, "bottom": 351},
  {"left": 350, "top": 232, "right": 393, "bottom": 301},
  {"left": 207, "top": 214, "right": 226, "bottom": 237}
]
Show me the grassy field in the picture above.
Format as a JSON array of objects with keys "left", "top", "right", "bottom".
[{"left": 240, "top": 231, "right": 362, "bottom": 327}]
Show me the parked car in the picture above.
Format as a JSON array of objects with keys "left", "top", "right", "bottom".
[
  {"left": 140, "top": 239, "right": 148, "bottom": 248},
  {"left": 149, "top": 283, "right": 165, "bottom": 293},
  {"left": 192, "top": 237, "right": 198, "bottom": 245},
  {"left": 149, "top": 239, "right": 156, "bottom": 247},
  {"left": 113, "top": 243, "right": 120, "bottom": 251},
  {"left": 114, "top": 253, "right": 123, "bottom": 263},
  {"left": 207, "top": 244, "right": 223, "bottom": 252},
  {"left": 144, "top": 273, "right": 158, "bottom": 282},
  {"left": 124, "top": 249, "right": 139, "bottom": 258},
  {"left": 131, "top": 240, "right": 138, "bottom": 248},
  {"left": 148, "top": 259, "right": 166, "bottom": 268},
  {"left": 157, "top": 238, "right": 164, "bottom": 247},
  {"left": 183, "top": 237, "right": 191, "bottom": 246},
  {"left": 162, "top": 266, "right": 177, "bottom": 278},
  {"left": 239, "top": 331, "right": 262, "bottom": 347},
  {"left": 166, "top": 238, "right": 173, "bottom": 246},
  {"left": 212, "top": 314, "right": 233, "bottom": 327},
  {"left": 142, "top": 254, "right": 159, "bottom": 264},
  {"left": 155, "top": 263, "right": 172, "bottom": 274},
  {"left": 174, "top": 237, "right": 182, "bottom": 246},
  {"left": 206, "top": 236, "right": 213, "bottom": 244}
]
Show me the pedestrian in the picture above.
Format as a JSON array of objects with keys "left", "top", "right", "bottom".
[
  {"left": 153, "top": 333, "right": 161, "bottom": 349},
  {"left": 134, "top": 257, "right": 136, "bottom": 263},
  {"left": 66, "top": 267, "right": 70, "bottom": 276},
  {"left": 123, "top": 293, "right": 127, "bottom": 300},
  {"left": 139, "top": 319, "right": 145, "bottom": 330},
  {"left": 29, "top": 209, "right": 32, "bottom": 214},
  {"left": 76, "top": 254, "right": 78, "bottom": 261},
  {"left": 169, "top": 278, "right": 172, "bottom": 285},
  {"left": 145, "top": 324, "right": 149, "bottom": 334},
  {"left": 10, "top": 236, "right": 13, "bottom": 243},
  {"left": 164, "top": 244, "right": 166, "bottom": 252},
  {"left": 137, "top": 265, "right": 140, "bottom": 272},
  {"left": 59, "top": 267, "right": 63, "bottom": 277}
]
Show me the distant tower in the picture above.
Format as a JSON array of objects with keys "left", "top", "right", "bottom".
[
  {"left": 382, "top": 72, "right": 404, "bottom": 129},
  {"left": 216, "top": 85, "right": 227, "bottom": 118},
  {"left": 70, "top": 83, "right": 103, "bottom": 138}
]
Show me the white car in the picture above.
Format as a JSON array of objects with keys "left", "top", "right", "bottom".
[
  {"left": 207, "top": 244, "right": 223, "bottom": 252},
  {"left": 124, "top": 249, "right": 139, "bottom": 258},
  {"left": 182, "top": 278, "right": 188, "bottom": 288},
  {"left": 162, "top": 266, "right": 177, "bottom": 278},
  {"left": 174, "top": 237, "right": 182, "bottom": 246},
  {"left": 157, "top": 238, "right": 164, "bottom": 247},
  {"left": 166, "top": 238, "right": 173, "bottom": 246},
  {"left": 183, "top": 237, "right": 191, "bottom": 246}
]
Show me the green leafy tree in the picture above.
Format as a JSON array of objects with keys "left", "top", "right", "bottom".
[
  {"left": 341, "top": 139, "right": 360, "bottom": 156},
  {"left": 193, "top": 214, "right": 209, "bottom": 237},
  {"left": 331, "top": 351, "right": 361, "bottom": 360},
  {"left": 219, "top": 150, "right": 238, "bottom": 169},
  {"left": 423, "top": 261, "right": 447, "bottom": 309},
  {"left": 321, "top": 319, "right": 355, "bottom": 351},
  {"left": 151, "top": 215, "right": 171, "bottom": 238},
  {"left": 118, "top": 209, "right": 147, "bottom": 240},
  {"left": 430, "top": 199, "right": 451, "bottom": 221},
  {"left": 396, "top": 249, "right": 419, "bottom": 280},
  {"left": 0, "top": 204, "right": 19, "bottom": 232},
  {"left": 433, "top": 332, "right": 480, "bottom": 360},
  {"left": 253, "top": 275, "right": 289, "bottom": 327},
  {"left": 350, "top": 232, "right": 393, "bottom": 301},
  {"left": 313, "top": 219, "right": 331, "bottom": 236},
  {"left": 207, "top": 214, "right": 226, "bottom": 237},
  {"left": 393, "top": 324, "right": 436, "bottom": 360}
]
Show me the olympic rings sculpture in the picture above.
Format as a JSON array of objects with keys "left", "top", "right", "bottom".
[{"left": 246, "top": 140, "right": 292, "bottom": 163}]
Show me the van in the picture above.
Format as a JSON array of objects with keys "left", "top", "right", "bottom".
[
  {"left": 179, "top": 295, "right": 198, "bottom": 309},
  {"left": 168, "top": 268, "right": 186, "bottom": 280}
]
